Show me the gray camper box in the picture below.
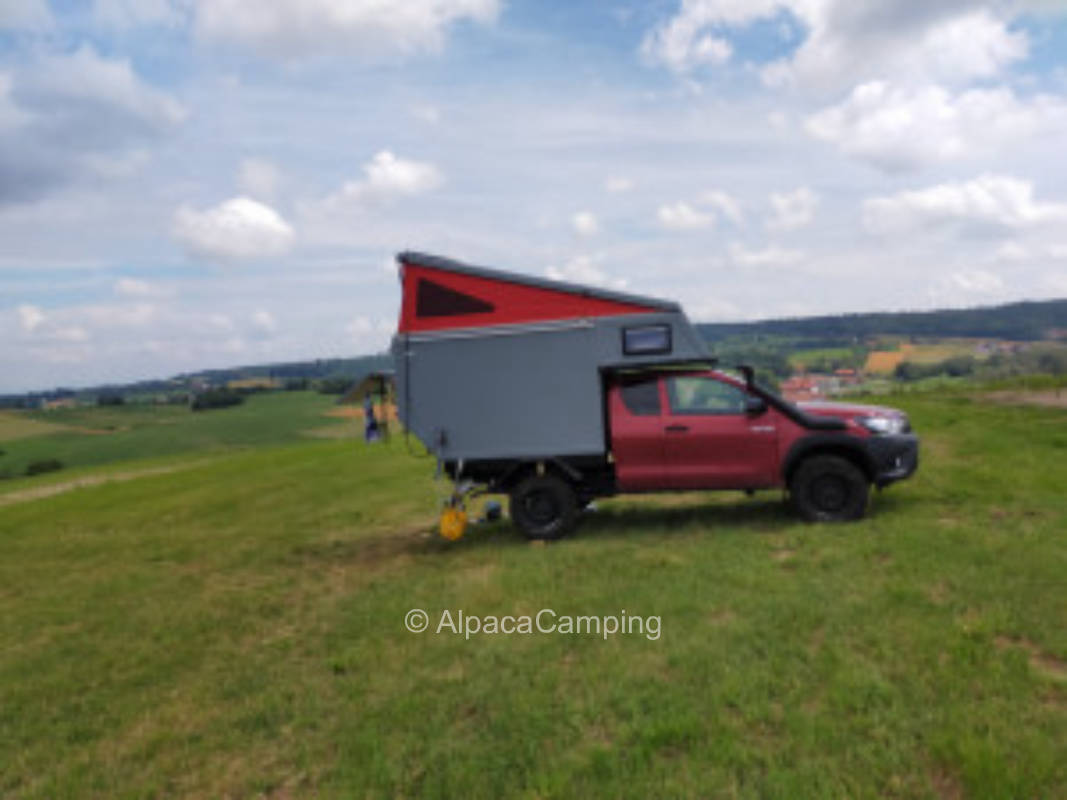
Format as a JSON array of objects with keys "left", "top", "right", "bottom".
[{"left": 391, "top": 252, "right": 710, "bottom": 463}]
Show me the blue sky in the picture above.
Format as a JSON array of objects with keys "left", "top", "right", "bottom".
[{"left": 3, "top": 0, "right": 1067, "bottom": 392}]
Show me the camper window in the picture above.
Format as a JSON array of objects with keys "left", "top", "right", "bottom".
[
  {"left": 416, "top": 278, "right": 495, "bottom": 318},
  {"left": 622, "top": 324, "right": 671, "bottom": 356}
]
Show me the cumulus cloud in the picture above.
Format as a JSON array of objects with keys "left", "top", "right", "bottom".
[
  {"left": 250, "top": 309, "right": 277, "bottom": 336},
  {"left": 545, "top": 255, "right": 628, "bottom": 289},
  {"left": 572, "top": 211, "right": 599, "bottom": 236},
  {"left": 605, "top": 176, "right": 633, "bottom": 193},
  {"left": 0, "top": 0, "right": 54, "bottom": 31},
  {"left": 767, "top": 187, "right": 818, "bottom": 231},
  {"left": 863, "top": 175, "right": 1067, "bottom": 235},
  {"left": 658, "top": 201, "right": 715, "bottom": 230},
  {"left": 17, "top": 304, "right": 45, "bottom": 332},
  {"left": 194, "top": 0, "right": 500, "bottom": 61},
  {"left": 319, "top": 150, "right": 443, "bottom": 209},
  {"left": 173, "top": 196, "right": 296, "bottom": 262},
  {"left": 700, "top": 190, "right": 743, "bottom": 225},
  {"left": 237, "top": 158, "right": 281, "bottom": 201},
  {"left": 27, "top": 45, "right": 187, "bottom": 130},
  {"left": 642, "top": 2, "right": 1028, "bottom": 90},
  {"left": 0, "top": 45, "right": 185, "bottom": 205},
  {"left": 807, "top": 82, "right": 1067, "bottom": 173}
]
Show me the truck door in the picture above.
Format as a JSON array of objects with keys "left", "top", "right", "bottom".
[
  {"left": 661, "top": 374, "right": 778, "bottom": 490},
  {"left": 609, "top": 376, "right": 667, "bottom": 491}
]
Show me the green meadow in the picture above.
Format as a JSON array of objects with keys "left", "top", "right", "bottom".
[{"left": 1, "top": 390, "right": 1065, "bottom": 798}]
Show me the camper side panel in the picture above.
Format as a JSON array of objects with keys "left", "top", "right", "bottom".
[{"left": 395, "top": 322, "right": 605, "bottom": 461}]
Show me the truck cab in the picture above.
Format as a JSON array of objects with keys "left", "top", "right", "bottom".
[{"left": 608, "top": 368, "right": 918, "bottom": 519}]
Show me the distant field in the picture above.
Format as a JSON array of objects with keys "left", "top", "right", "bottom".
[
  {"left": 0, "top": 391, "right": 350, "bottom": 477},
  {"left": 864, "top": 341, "right": 989, "bottom": 375},
  {"left": 788, "top": 346, "right": 863, "bottom": 369},
  {"left": 0, "top": 411, "right": 72, "bottom": 442},
  {"left": 1, "top": 389, "right": 1065, "bottom": 798}
]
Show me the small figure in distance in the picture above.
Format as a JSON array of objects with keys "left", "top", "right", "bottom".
[{"left": 363, "top": 393, "right": 381, "bottom": 443}]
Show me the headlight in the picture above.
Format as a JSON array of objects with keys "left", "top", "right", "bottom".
[{"left": 858, "top": 415, "right": 907, "bottom": 435}]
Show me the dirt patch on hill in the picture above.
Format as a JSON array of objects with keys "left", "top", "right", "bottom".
[
  {"left": 995, "top": 635, "right": 1067, "bottom": 682},
  {"left": 979, "top": 389, "right": 1067, "bottom": 408},
  {"left": 0, "top": 462, "right": 205, "bottom": 508}
]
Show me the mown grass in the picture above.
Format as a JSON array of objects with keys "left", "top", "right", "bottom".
[{"left": 1, "top": 393, "right": 1065, "bottom": 798}]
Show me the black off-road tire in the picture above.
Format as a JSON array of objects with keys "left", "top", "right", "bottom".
[
  {"left": 789, "top": 455, "right": 870, "bottom": 522},
  {"left": 509, "top": 474, "right": 580, "bottom": 540}
]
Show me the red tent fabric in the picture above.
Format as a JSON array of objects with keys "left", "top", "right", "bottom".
[{"left": 397, "top": 261, "right": 661, "bottom": 334}]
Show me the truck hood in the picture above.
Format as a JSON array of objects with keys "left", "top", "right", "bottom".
[{"left": 797, "top": 400, "right": 906, "bottom": 421}]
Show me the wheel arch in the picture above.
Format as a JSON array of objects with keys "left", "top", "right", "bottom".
[{"left": 783, "top": 435, "right": 876, "bottom": 486}]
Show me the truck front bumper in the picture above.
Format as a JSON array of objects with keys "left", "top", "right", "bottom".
[{"left": 868, "top": 433, "right": 919, "bottom": 488}]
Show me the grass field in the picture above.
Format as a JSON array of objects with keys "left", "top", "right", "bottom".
[
  {"left": 0, "top": 392, "right": 346, "bottom": 478},
  {"left": 1, "top": 391, "right": 1065, "bottom": 798}
]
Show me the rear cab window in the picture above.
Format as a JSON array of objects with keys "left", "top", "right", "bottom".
[{"left": 619, "top": 378, "right": 661, "bottom": 416}]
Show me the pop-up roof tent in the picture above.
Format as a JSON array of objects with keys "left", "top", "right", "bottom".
[{"left": 391, "top": 252, "right": 711, "bottom": 462}]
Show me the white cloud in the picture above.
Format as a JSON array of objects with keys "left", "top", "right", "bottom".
[
  {"left": 572, "top": 211, "right": 599, "bottom": 236},
  {"left": 0, "top": 73, "right": 30, "bottom": 132},
  {"left": 194, "top": 0, "right": 500, "bottom": 61},
  {"left": 767, "top": 187, "right": 818, "bottom": 231},
  {"left": 28, "top": 45, "right": 187, "bottom": 130},
  {"left": 0, "top": 0, "right": 53, "bottom": 30},
  {"left": 605, "top": 176, "right": 633, "bottom": 193},
  {"left": 0, "top": 46, "right": 186, "bottom": 205},
  {"left": 545, "top": 254, "right": 628, "bottom": 290},
  {"left": 173, "top": 196, "right": 296, "bottom": 261},
  {"left": 17, "top": 304, "right": 45, "bottom": 332},
  {"left": 658, "top": 201, "right": 715, "bottom": 230},
  {"left": 640, "top": 0, "right": 759, "bottom": 74},
  {"left": 863, "top": 175, "right": 1067, "bottom": 235},
  {"left": 807, "top": 82, "right": 1067, "bottom": 173},
  {"left": 700, "top": 189, "right": 743, "bottom": 225},
  {"left": 320, "top": 150, "right": 443, "bottom": 209},
  {"left": 251, "top": 309, "right": 277, "bottom": 335},
  {"left": 237, "top": 158, "right": 281, "bottom": 201},
  {"left": 729, "top": 242, "right": 804, "bottom": 267},
  {"left": 643, "top": 2, "right": 1028, "bottom": 90}
]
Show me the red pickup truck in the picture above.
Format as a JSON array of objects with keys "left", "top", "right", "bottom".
[
  {"left": 393, "top": 252, "right": 919, "bottom": 541},
  {"left": 473, "top": 367, "right": 918, "bottom": 539}
]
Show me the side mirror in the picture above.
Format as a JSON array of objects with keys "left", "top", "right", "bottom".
[{"left": 744, "top": 395, "right": 767, "bottom": 415}]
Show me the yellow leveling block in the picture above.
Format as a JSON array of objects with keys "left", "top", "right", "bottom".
[{"left": 439, "top": 507, "right": 468, "bottom": 541}]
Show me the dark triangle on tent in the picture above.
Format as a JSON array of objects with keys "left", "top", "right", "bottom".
[{"left": 415, "top": 278, "right": 495, "bottom": 318}]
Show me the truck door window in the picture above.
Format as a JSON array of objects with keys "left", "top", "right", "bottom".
[
  {"left": 667, "top": 376, "right": 747, "bottom": 415},
  {"left": 620, "top": 379, "right": 661, "bottom": 416}
]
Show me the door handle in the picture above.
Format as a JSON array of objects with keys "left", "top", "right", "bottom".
[{"left": 665, "top": 424, "right": 689, "bottom": 433}]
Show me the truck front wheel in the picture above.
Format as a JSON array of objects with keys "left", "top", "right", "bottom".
[
  {"left": 789, "top": 455, "right": 869, "bottom": 522},
  {"left": 510, "top": 474, "right": 579, "bottom": 540}
]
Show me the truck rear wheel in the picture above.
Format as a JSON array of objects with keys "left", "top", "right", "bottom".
[
  {"left": 790, "top": 455, "right": 869, "bottom": 522},
  {"left": 510, "top": 474, "right": 579, "bottom": 540}
]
